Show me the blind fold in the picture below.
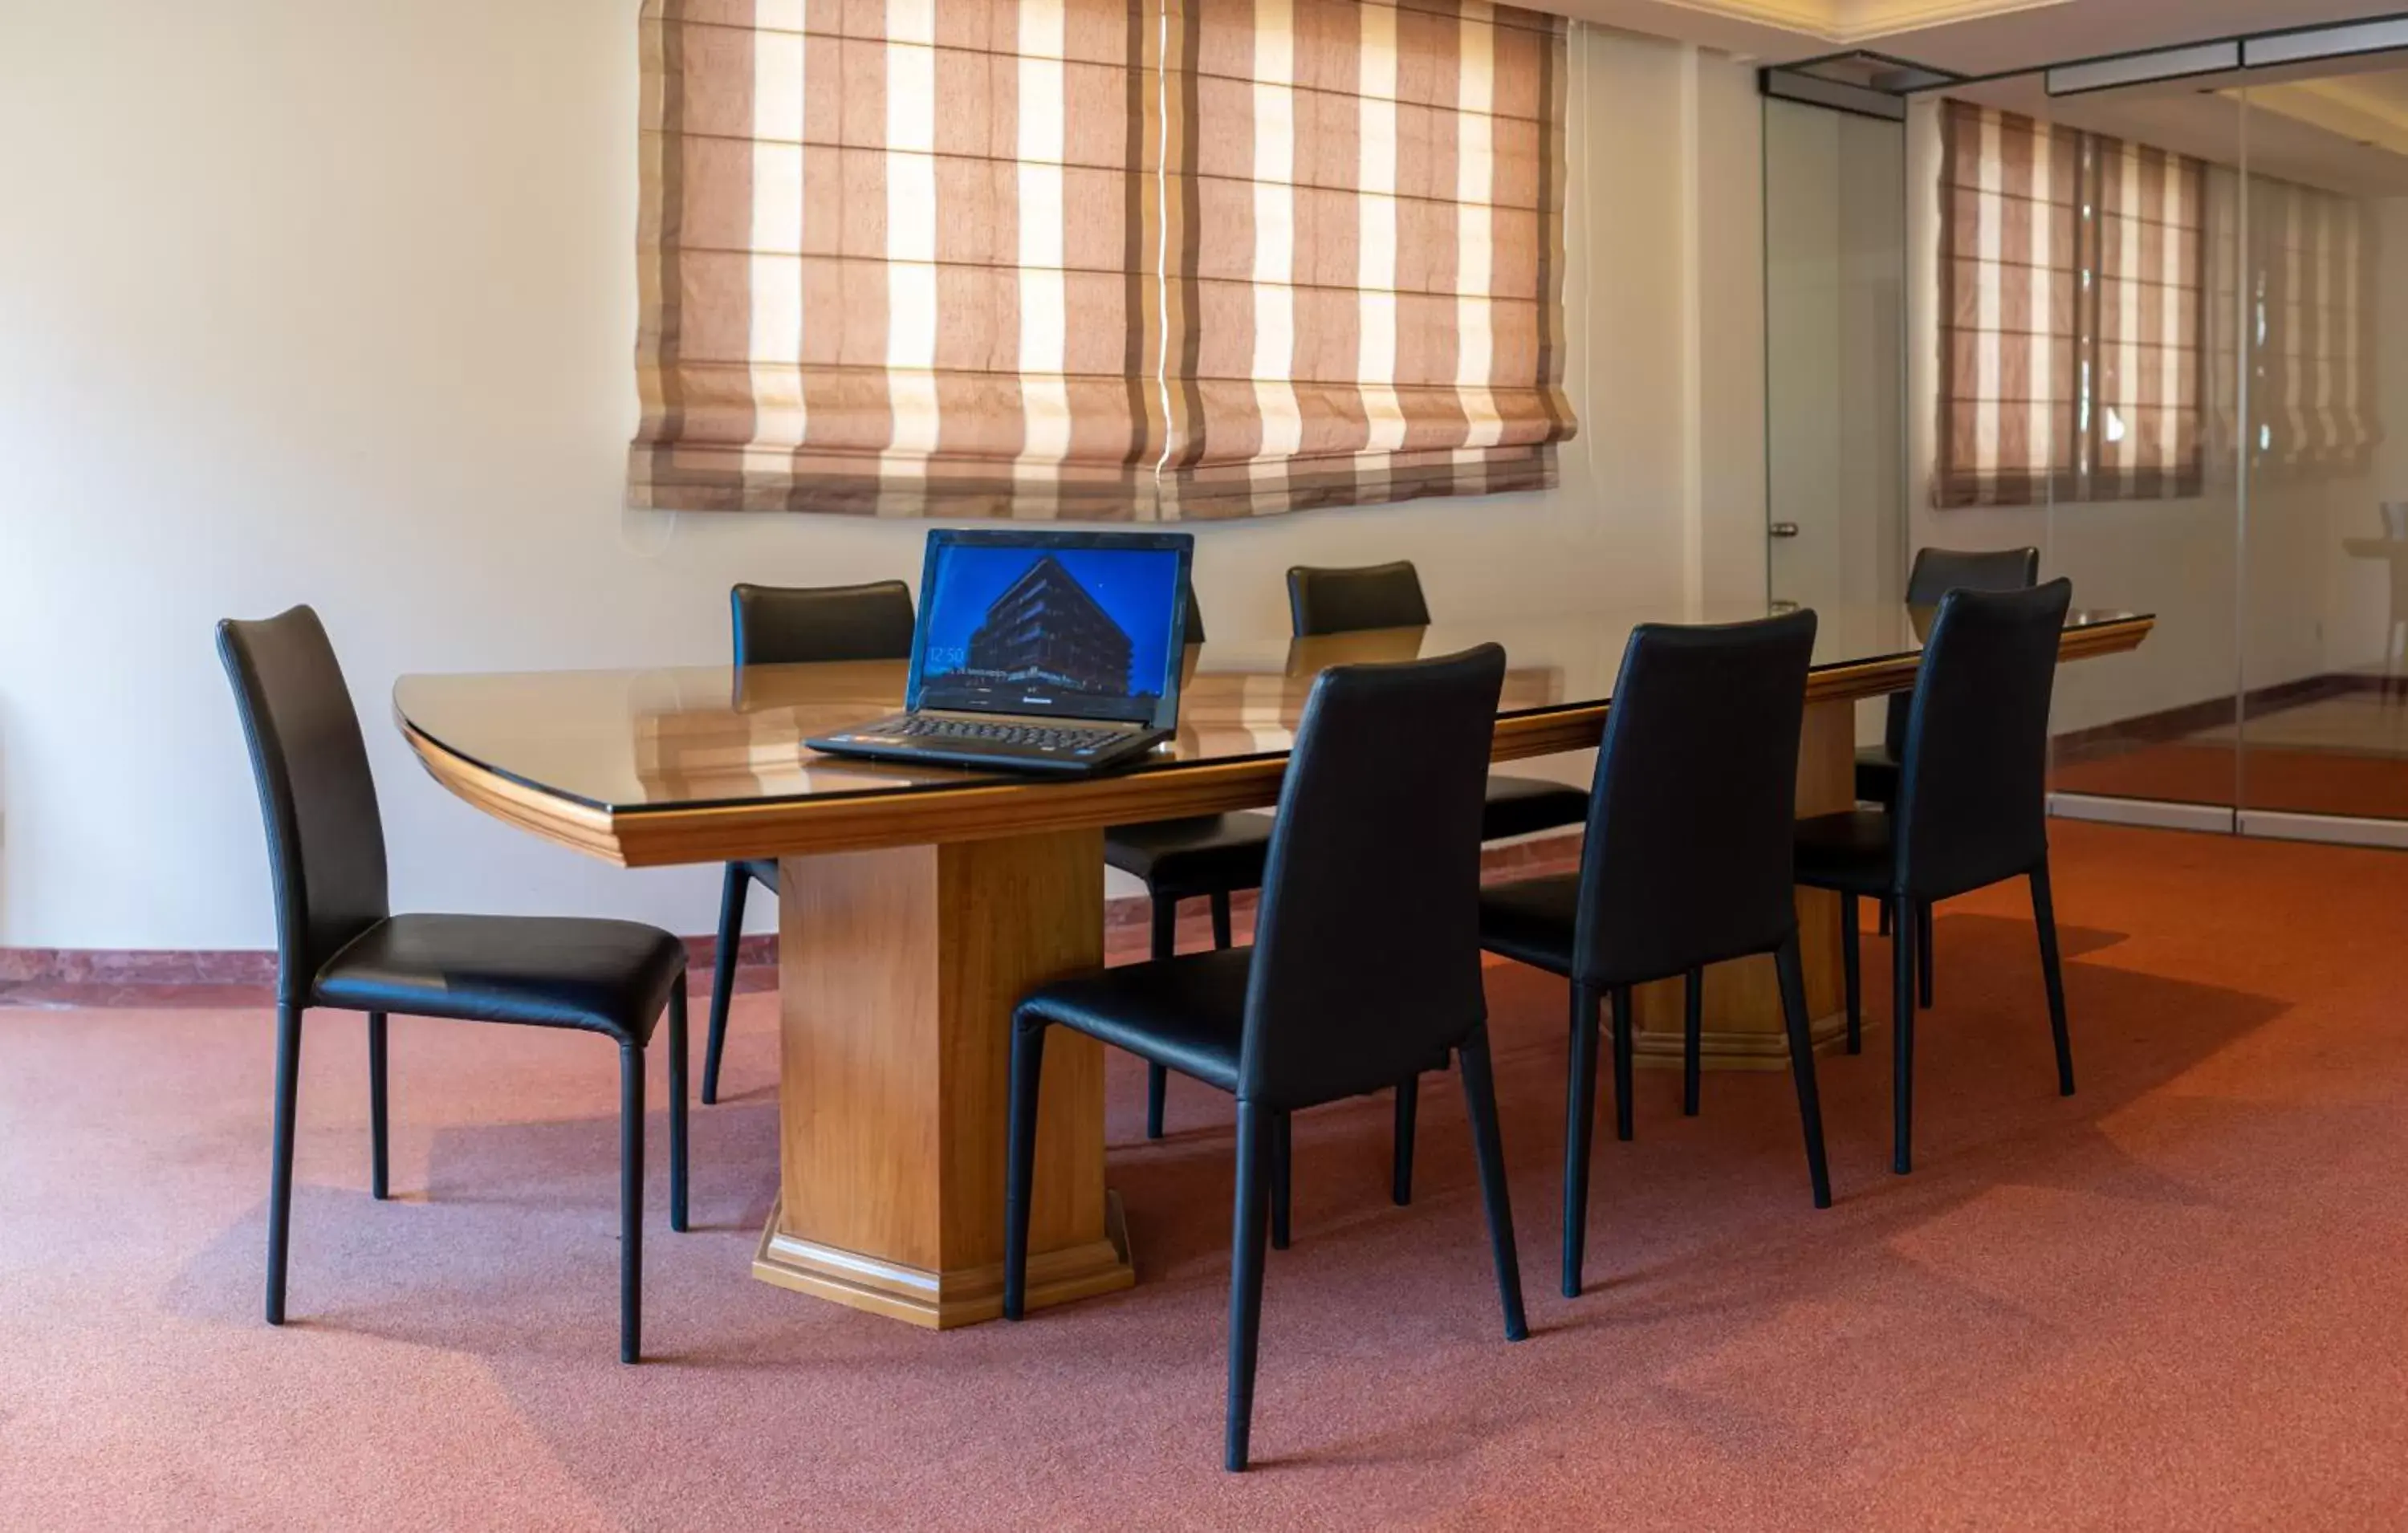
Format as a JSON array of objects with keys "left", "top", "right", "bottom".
[{"left": 632, "top": 0, "right": 1573, "bottom": 519}]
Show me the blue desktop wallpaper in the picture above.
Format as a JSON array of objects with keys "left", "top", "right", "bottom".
[{"left": 919, "top": 545, "right": 1181, "bottom": 697}]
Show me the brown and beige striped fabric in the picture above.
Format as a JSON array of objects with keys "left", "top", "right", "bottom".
[
  {"left": 2252, "top": 175, "right": 2377, "bottom": 470},
  {"left": 1935, "top": 100, "right": 2204, "bottom": 508},
  {"left": 630, "top": 0, "right": 1571, "bottom": 518},
  {"left": 2089, "top": 126, "right": 2207, "bottom": 499}
]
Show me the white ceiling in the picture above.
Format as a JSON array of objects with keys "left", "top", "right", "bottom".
[
  {"left": 1952, "top": 67, "right": 2408, "bottom": 197},
  {"left": 1556, "top": 0, "right": 2408, "bottom": 73},
  {"left": 1552, "top": 0, "right": 2408, "bottom": 196}
]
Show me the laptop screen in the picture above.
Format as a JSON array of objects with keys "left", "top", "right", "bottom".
[{"left": 909, "top": 531, "right": 1194, "bottom": 728}]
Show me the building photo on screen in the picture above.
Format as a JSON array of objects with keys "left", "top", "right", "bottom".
[{"left": 917, "top": 544, "right": 1180, "bottom": 724}]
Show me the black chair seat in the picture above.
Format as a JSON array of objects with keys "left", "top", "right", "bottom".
[
  {"left": 1102, "top": 814, "right": 1275, "bottom": 899},
  {"left": 1853, "top": 746, "right": 1900, "bottom": 806},
  {"left": 1472, "top": 872, "right": 1579, "bottom": 975},
  {"left": 1019, "top": 949, "right": 1255, "bottom": 1092},
  {"left": 1481, "top": 776, "right": 1589, "bottom": 842},
  {"left": 1792, "top": 809, "right": 1898, "bottom": 895},
  {"left": 735, "top": 858, "right": 779, "bottom": 894},
  {"left": 314, "top": 915, "right": 687, "bottom": 1047},
  {"left": 1020, "top": 949, "right": 1455, "bottom": 1095}
]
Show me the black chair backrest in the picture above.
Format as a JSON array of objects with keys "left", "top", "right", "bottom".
[
  {"left": 1286, "top": 560, "right": 1430, "bottom": 636},
  {"left": 1573, "top": 612, "right": 1817, "bottom": 987},
  {"left": 731, "top": 580, "right": 917, "bottom": 667},
  {"left": 1887, "top": 547, "right": 2040, "bottom": 759},
  {"left": 1895, "top": 579, "right": 2073, "bottom": 900},
  {"left": 218, "top": 606, "right": 391, "bottom": 1003},
  {"left": 1239, "top": 645, "right": 1506, "bottom": 1110},
  {"left": 1905, "top": 546, "right": 2040, "bottom": 605}
]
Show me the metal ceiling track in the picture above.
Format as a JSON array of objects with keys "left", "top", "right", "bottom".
[{"left": 1760, "top": 12, "right": 2408, "bottom": 108}]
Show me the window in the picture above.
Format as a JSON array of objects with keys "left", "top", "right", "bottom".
[
  {"left": 1935, "top": 99, "right": 2206, "bottom": 508},
  {"left": 629, "top": 0, "right": 1576, "bottom": 520}
]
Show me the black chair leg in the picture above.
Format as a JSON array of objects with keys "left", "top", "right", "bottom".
[
  {"left": 1916, "top": 900, "right": 1936, "bottom": 1010},
  {"left": 1563, "top": 982, "right": 1601, "bottom": 1299},
  {"left": 1774, "top": 936, "right": 1833, "bottom": 1210},
  {"left": 367, "top": 1010, "right": 389, "bottom": 1201},
  {"left": 1003, "top": 1021, "right": 1047, "bottom": 1320},
  {"left": 1145, "top": 896, "right": 1174, "bottom": 1141},
  {"left": 266, "top": 1001, "right": 303, "bottom": 1326},
  {"left": 1891, "top": 893, "right": 1915, "bottom": 1176},
  {"left": 703, "top": 862, "right": 746, "bottom": 1106},
  {"left": 667, "top": 982, "right": 689, "bottom": 1234},
  {"left": 1681, "top": 968, "right": 1702, "bottom": 1116},
  {"left": 619, "top": 1043, "right": 644, "bottom": 1364},
  {"left": 1269, "top": 1111, "right": 1292, "bottom": 1251},
  {"left": 1454, "top": 1028, "right": 1529, "bottom": 1343},
  {"left": 1225, "top": 1100, "right": 1273, "bottom": 1472},
  {"left": 1210, "top": 889, "right": 1234, "bottom": 949},
  {"left": 1841, "top": 893, "right": 1862, "bottom": 1055},
  {"left": 1391, "top": 1076, "right": 1418, "bottom": 1206},
  {"left": 1611, "top": 986, "right": 1635, "bottom": 1143},
  {"left": 2031, "top": 861, "right": 2075, "bottom": 1096}
]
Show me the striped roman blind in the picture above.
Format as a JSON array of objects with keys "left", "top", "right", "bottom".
[
  {"left": 2253, "top": 175, "right": 2377, "bottom": 469},
  {"left": 2089, "top": 128, "right": 2207, "bottom": 499},
  {"left": 1936, "top": 101, "right": 2080, "bottom": 508},
  {"left": 1935, "top": 100, "right": 2205, "bottom": 508},
  {"left": 632, "top": 0, "right": 1572, "bottom": 520}
]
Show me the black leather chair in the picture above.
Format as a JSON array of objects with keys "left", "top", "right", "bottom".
[
  {"left": 1285, "top": 559, "right": 1590, "bottom": 1200},
  {"left": 1287, "top": 561, "right": 1592, "bottom": 842},
  {"left": 1003, "top": 645, "right": 1528, "bottom": 1472},
  {"left": 219, "top": 606, "right": 690, "bottom": 1363},
  {"left": 703, "top": 580, "right": 917, "bottom": 1105},
  {"left": 1859, "top": 546, "right": 2040, "bottom": 1007},
  {"left": 1796, "top": 579, "right": 2076, "bottom": 1176},
  {"left": 1477, "top": 613, "right": 1831, "bottom": 1296},
  {"left": 1101, "top": 590, "right": 1276, "bottom": 1141}
]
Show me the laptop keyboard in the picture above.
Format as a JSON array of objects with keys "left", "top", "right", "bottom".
[{"left": 881, "top": 715, "right": 1129, "bottom": 754}]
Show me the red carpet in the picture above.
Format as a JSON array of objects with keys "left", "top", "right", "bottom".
[{"left": 7, "top": 819, "right": 2408, "bottom": 1527}]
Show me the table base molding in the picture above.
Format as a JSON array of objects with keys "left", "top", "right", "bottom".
[{"left": 752, "top": 1193, "right": 1134, "bottom": 1329}]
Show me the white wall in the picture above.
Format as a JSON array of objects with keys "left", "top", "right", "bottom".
[{"left": 0, "top": 5, "right": 1767, "bottom": 950}]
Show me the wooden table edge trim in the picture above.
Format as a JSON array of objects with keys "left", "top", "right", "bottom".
[
  {"left": 400, "top": 616, "right": 2154, "bottom": 868},
  {"left": 401, "top": 723, "right": 625, "bottom": 865}
]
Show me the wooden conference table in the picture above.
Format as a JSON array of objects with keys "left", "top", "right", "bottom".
[{"left": 394, "top": 600, "right": 2151, "bottom": 1330}]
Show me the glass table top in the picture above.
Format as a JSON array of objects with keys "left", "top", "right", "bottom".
[{"left": 393, "top": 600, "right": 2149, "bottom": 815}]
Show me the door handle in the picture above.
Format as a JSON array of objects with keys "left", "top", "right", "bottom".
[{"left": 1768, "top": 522, "right": 1801, "bottom": 539}]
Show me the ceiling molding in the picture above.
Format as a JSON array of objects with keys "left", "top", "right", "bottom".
[
  {"left": 1833, "top": 0, "right": 2076, "bottom": 44},
  {"left": 1640, "top": 0, "right": 2073, "bottom": 45}
]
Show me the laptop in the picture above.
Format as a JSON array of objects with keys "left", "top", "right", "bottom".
[{"left": 806, "top": 529, "right": 1195, "bottom": 775}]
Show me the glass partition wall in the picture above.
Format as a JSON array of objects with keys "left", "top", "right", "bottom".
[
  {"left": 1765, "top": 94, "right": 1906, "bottom": 621},
  {"left": 1908, "top": 72, "right": 2247, "bottom": 829},
  {"left": 1824, "top": 45, "right": 2408, "bottom": 848},
  {"left": 2234, "top": 70, "right": 2408, "bottom": 842}
]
